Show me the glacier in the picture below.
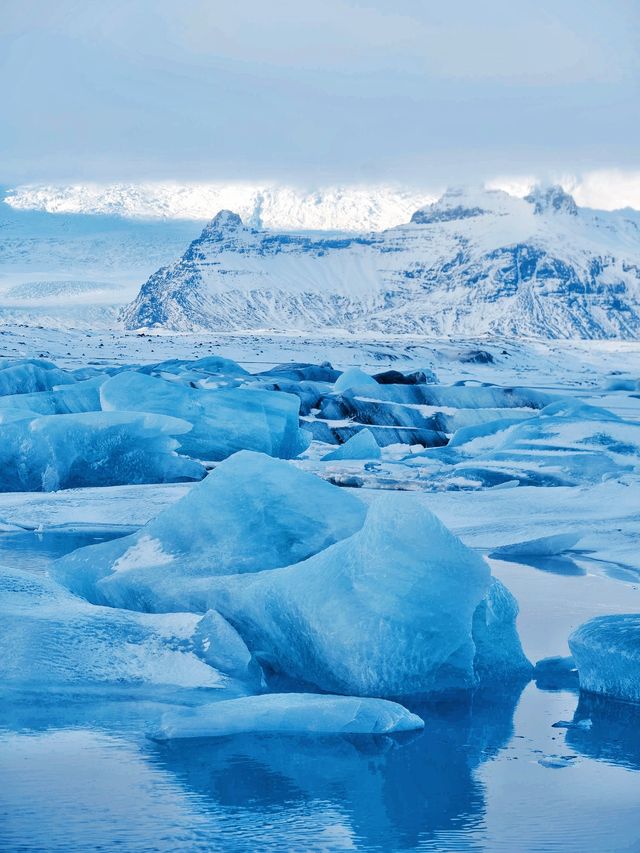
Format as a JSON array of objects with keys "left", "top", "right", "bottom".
[
  {"left": 0, "top": 197, "right": 199, "bottom": 330},
  {"left": 5, "top": 181, "right": 435, "bottom": 231},
  {"left": 122, "top": 186, "right": 640, "bottom": 339},
  {"left": 151, "top": 693, "right": 424, "bottom": 740}
]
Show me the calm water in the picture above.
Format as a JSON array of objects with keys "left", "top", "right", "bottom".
[
  {"left": 0, "top": 533, "right": 639, "bottom": 852},
  {"left": 0, "top": 527, "right": 127, "bottom": 574}
]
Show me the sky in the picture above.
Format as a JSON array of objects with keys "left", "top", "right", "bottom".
[{"left": 2, "top": 0, "right": 639, "bottom": 204}]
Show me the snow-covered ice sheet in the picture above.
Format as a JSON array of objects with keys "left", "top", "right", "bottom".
[
  {"left": 415, "top": 481, "right": 640, "bottom": 573},
  {"left": 0, "top": 482, "right": 189, "bottom": 531}
]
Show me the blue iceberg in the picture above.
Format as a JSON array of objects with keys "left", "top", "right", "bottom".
[
  {"left": 569, "top": 615, "right": 640, "bottom": 704},
  {"left": 0, "top": 359, "right": 76, "bottom": 397},
  {"left": 0, "top": 376, "right": 105, "bottom": 417},
  {"left": 0, "top": 411, "right": 203, "bottom": 492},
  {"left": 472, "top": 578, "right": 533, "bottom": 683},
  {"left": 333, "top": 367, "right": 379, "bottom": 393},
  {"left": 321, "top": 428, "right": 381, "bottom": 461},
  {"left": 0, "top": 566, "right": 229, "bottom": 691},
  {"left": 192, "top": 609, "right": 262, "bottom": 685},
  {"left": 206, "top": 494, "right": 529, "bottom": 697},
  {"left": 490, "top": 531, "right": 584, "bottom": 559},
  {"left": 100, "top": 371, "right": 309, "bottom": 460},
  {"left": 53, "top": 451, "right": 367, "bottom": 610}
]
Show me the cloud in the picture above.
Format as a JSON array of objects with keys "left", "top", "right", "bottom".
[
  {"left": 563, "top": 170, "right": 640, "bottom": 210},
  {"left": 1, "top": 1, "right": 639, "bottom": 185},
  {"left": 488, "top": 170, "right": 640, "bottom": 211}
]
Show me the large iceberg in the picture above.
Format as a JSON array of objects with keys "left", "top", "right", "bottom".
[
  {"left": 0, "top": 411, "right": 203, "bottom": 492},
  {"left": 100, "top": 371, "right": 308, "bottom": 460},
  {"left": 569, "top": 615, "right": 640, "bottom": 704},
  {"left": 151, "top": 693, "right": 424, "bottom": 739},
  {"left": 206, "top": 494, "right": 530, "bottom": 697},
  {"left": 53, "top": 451, "right": 367, "bottom": 610}
]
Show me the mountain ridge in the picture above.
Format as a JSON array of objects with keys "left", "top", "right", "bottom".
[{"left": 122, "top": 186, "right": 640, "bottom": 339}]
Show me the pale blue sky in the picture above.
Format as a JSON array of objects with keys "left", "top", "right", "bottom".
[{"left": 2, "top": 0, "right": 638, "bottom": 186}]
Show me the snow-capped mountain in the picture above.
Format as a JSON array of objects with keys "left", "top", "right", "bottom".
[
  {"left": 122, "top": 186, "right": 640, "bottom": 339},
  {"left": 5, "top": 183, "right": 435, "bottom": 232}
]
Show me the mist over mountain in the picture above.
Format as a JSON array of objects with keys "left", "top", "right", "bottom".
[{"left": 5, "top": 183, "right": 436, "bottom": 233}]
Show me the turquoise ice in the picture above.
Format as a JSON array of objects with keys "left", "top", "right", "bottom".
[
  {"left": 100, "top": 371, "right": 309, "bottom": 461},
  {"left": 52, "top": 451, "right": 367, "bottom": 610},
  {"left": 569, "top": 615, "right": 640, "bottom": 704},
  {"left": 0, "top": 411, "right": 203, "bottom": 492}
]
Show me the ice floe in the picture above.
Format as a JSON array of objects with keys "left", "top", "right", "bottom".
[{"left": 151, "top": 693, "right": 424, "bottom": 740}]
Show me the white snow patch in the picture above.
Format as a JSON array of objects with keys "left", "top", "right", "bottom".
[{"left": 112, "top": 535, "right": 174, "bottom": 573}]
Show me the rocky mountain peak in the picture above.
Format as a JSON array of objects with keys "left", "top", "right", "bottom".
[
  {"left": 410, "top": 186, "right": 512, "bottom": 225},
  {"left": 201, "top": 209, "right": 244, "bottom": 238},
  {"left": 524, "top": 185, "right": 578, "bottom": 216}
]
